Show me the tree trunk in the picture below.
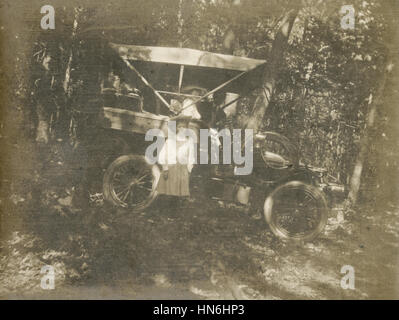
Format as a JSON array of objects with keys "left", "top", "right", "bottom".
[
  {"left": 245, "top": 9, "right": 299, "bottom": 132},
  {"left": 346, "top": 0, "right": 398, "bottom": 208},
  {"left": 223, "top": 28, "right": 236, "bottom": 55},
  {"left": 177, "top": 0, "right": 184, "bottom": 47},
  {"left": 347, "top": 62, "right": 393, "bottom": 206},
  {"left": 63, "top": 7, "right": 80, "bottom": 97}
]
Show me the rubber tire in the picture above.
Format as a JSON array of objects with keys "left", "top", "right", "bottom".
[
  {"left": 258, "top": 131, "right": 299, "bottom": 169},
  {"left": 103, "top": 154, "right": 159, "bottom": 212},
  {"left": 264, "top": 181, "right": 328, "bottom": 242}
]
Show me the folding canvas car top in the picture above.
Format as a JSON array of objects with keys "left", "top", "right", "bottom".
[{"left": 109, "top": 43, "right": 266, "bottom": 72}]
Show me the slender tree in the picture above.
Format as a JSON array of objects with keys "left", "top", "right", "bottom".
[{"left": 245, "top": 6, "right": 300, "bottom": 132}]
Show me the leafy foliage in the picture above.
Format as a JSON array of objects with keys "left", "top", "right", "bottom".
[{"left": 6, "top": 0, "right": 397, "bottom": 197}]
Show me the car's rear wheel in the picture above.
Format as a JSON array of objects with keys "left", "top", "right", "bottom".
[{"left": 103, "top": 155, "right": 160, "bottom": 211}]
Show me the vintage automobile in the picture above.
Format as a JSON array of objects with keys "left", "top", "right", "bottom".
[{"left": 77, "top": 42, "right": 344, "bottom": 242}]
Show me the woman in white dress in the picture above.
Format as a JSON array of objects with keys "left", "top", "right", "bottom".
[{"left": 157, "top": 118, "right": 196, "bottom": 197}]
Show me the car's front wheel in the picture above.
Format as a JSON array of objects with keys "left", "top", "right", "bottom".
[{"left": 264, "top": 181, "right": 328, "bottom": 241}]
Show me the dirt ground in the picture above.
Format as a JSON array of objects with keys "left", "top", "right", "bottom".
[{"left": 1, "top": 139, "right": 398, "bottom": 300}]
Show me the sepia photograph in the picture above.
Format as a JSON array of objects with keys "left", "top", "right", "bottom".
[{"left": 0, "top": 0, "right": 398, "bottom": 301}]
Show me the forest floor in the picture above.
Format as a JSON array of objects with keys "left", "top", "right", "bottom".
[{"left": 1, "top": 139, "right": 398, "bottom": 299}]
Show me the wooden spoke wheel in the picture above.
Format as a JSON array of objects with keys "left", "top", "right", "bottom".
[
  {"left": 103, "top": 155, "right": 159, "bottom": 211},
  {"left": 264, "top": 181, "right": 328, "bottom": 241}
]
